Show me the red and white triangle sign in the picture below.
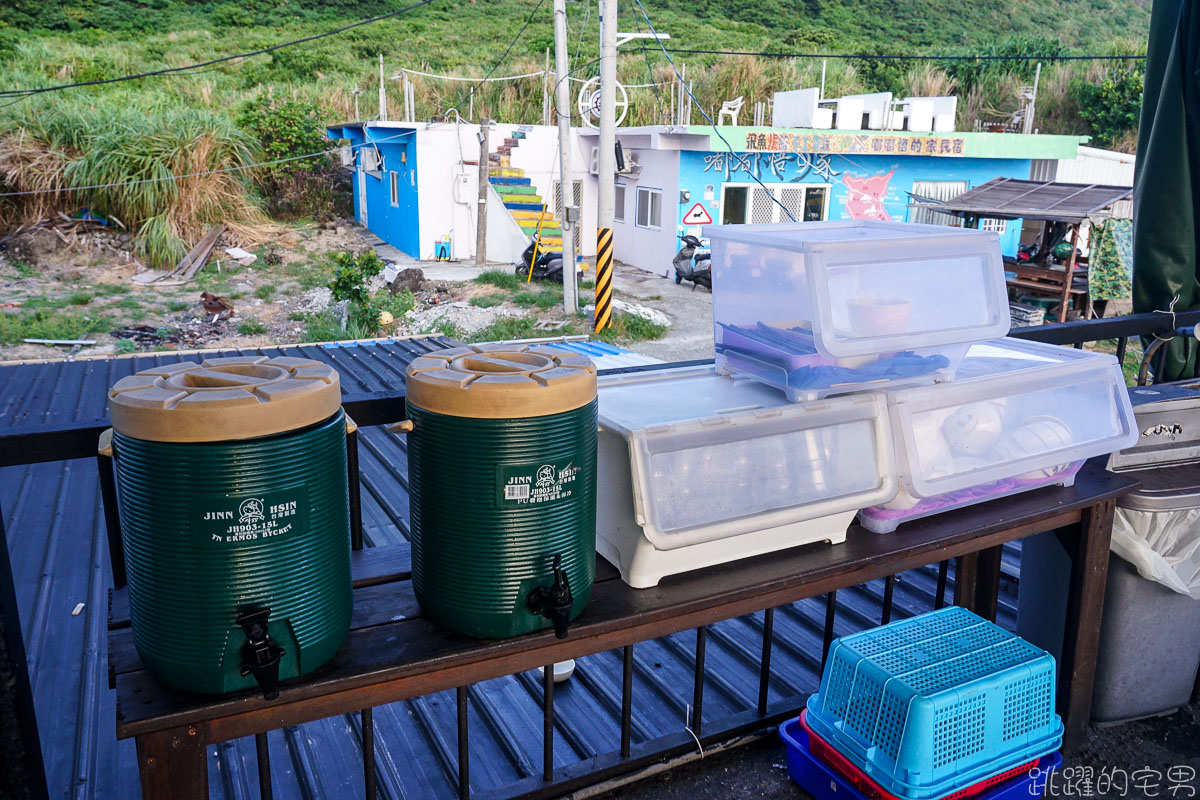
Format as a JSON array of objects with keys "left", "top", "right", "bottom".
[{"left": 683, "top": 203, "right": 713, "bottom": 225}]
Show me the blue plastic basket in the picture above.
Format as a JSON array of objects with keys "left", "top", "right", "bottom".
[
  {"left": 805, "top": 607, "right": 1063, "bottom": 800},
  {"left": 780, "top": 717, "right": 1063, "bottom": 800}
]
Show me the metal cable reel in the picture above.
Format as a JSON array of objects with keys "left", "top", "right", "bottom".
[{"left": 577, "top": 76, "right": 628, "bottom": 128}]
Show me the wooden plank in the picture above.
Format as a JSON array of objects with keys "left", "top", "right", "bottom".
[
  {"left": 135, "top": 726, "right": 208, "bottom": 800},
  {"left": 1006, "top": 279, "right": 1086, "bottom": 297},
  {"left": 113, "top": 463, "right": 1138, "bottom": 741},
  {"left": 1057, "top": 497, "right": 1117, "bottom": 752},
  {"left": 165, "top": 224, "right": 223, "bottom": 281},
  {"left": 179, "top": 225, "right": 225, "bottom": 281}
]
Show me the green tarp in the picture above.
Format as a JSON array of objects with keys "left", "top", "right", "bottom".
[{"left": 1133, "top": 0, "right": 1200, "bottom": 379}]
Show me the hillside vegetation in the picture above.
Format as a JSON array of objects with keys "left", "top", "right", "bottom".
[{"left": 0, "top": 0, "right": 1149, "bottom": 264}]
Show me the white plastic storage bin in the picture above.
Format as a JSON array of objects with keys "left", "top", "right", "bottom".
[
  {"left": 596, "top": 365, "right": 896, "bottom": 587},
  {"left": 859, "top": 338, "right": 1139, "bottom": 533},
  {"left": 705, "top": 220, "right": 1010, "bottom": 400}
]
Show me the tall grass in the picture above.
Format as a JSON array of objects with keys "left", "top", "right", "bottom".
[{"left": 0, "top": 98, "right": 270, "bottom": 267}]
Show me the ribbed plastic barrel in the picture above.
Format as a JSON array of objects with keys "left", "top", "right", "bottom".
[
  {"left": 404, "top": 344, "right": 597, "bottom": 638},
  {"left": 107, "top": 356, "right": 351, "bottom": 695}
]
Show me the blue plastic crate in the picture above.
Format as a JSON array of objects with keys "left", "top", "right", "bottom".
[
  {"left": 806, "top": 606, "right": 1063, "bottom": 800},
  {"left": 780, "top": 717, "right": 1063, "bottom": 800}
]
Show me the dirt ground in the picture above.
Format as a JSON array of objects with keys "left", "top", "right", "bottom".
[
  {"left": 0, "top": 220, "right": 715, "bottom": 363},
  {"left": 600, "top": 703, "right": 1200, "bottom": 800}
]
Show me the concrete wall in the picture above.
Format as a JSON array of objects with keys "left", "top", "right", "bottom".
[
  {"left": 608, "top": 148, "right": 681, "bottom": 277},
  {"left": 330, "top": 122, "right": 530, "bottom": 263},
  {"left": 501, "top": 124, "right": 597, "bottom": 259}
]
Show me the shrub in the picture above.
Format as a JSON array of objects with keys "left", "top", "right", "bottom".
[
  {"left": 1075, "top": 68, "right": 1144, "bottom": 149},
  {"left": 235, "top": 97, "right": 349, "bottom": 220},
  {"left": 328, "top": 250, "right": 385, "bottom": 333}
]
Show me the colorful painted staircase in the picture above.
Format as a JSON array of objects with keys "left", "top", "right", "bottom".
[{"left": 488, "top": 129, "right": 563, "bottom": 253}]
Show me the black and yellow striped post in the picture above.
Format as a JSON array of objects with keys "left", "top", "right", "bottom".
[{"left": 594, "top": 227, "right": 613, "bottom": 332}]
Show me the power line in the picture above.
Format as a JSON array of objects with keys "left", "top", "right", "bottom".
[
  {"left": 662, "top": 47, "right": 1146, "bottom": 62},
  {"left": 0, "top": 132, "right": 412, "bottom": 198},
  {"left": 455, "top": 0, "right": 549, "bottom": 122},
  {"left": 631, "top": 0, "right": 798, "bottom": 222},
  {"left": 0, "top": 0, "right": 437, "bottom": 99}
]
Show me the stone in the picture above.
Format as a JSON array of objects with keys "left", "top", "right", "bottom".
[{"left": 390, "top": 267, "right": 425, "bottom": 295}]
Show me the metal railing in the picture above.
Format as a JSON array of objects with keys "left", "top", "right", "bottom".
[
  {"left": 0, "top": 311, "right": 1190, "bottom": 800},
  {"left": 1009, "top": 308, "right": 1200, "bottom": 385}
]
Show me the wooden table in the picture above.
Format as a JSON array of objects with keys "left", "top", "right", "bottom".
[
  {"left": 1006, "top": 262, "right": 1090, "bottom": 320},
  {"left": 109, "top": 461, "right": 1137, "bottom": 800}
]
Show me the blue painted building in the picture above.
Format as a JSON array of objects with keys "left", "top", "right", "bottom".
[
  {"left": 600, "top": 126, "right": 1086, "bottom": 275},
  {"left": 327, "top": 121, "right": 582, "bottom": 263},
  {"left": 327, "top": 122, "right": 421, "bottom": 256}
]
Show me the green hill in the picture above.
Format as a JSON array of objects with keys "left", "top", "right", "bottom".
[
  {"left": 1, "top": 0, "right": 1151, "bottom": 53},
  {"left": 0, "top": 0, "right": 1149, "bottom": 265}
]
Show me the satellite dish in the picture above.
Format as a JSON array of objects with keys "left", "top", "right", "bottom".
[{"left": 577, "top": 77, "right": 629, "bottom": 129}]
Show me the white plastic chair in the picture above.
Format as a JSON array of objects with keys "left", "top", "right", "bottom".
[{"left": 718, "top": 96, "right": 745, "bottom": 126}]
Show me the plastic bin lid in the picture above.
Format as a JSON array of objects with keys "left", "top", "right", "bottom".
[
  {"left": 598, "top": 366, "right": 896, "bottom": 549},
  {"left": 406, "top": 343, "right": 596, "bottom": 419},
  {"left": 109, "top": 356, "right": 342, "bottom": 442},
  {"left": 704, "top": 220, "right": 1010, "bottom": 359}
]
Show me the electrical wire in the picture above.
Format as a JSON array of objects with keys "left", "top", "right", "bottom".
[
  {"left": 661, "top": 47, "right": 1146, "bottom": 62},
  {"left": 394, "top": 67, "right": 549, "bottom": 83},
  {"left": 0, "top": 131, "right": 414, "bottom": 198},
  {"left": 630, "top": 0, "right": 799, "bottom": 222},
  {"left": 623, "top": 0, "right": 667, "bottom": 120},
  {"left": 453, "top": 0, "right": 549, "bottom": 122},
  {"left": 0, "top": 0, "right": 438, "bottom": 100}
]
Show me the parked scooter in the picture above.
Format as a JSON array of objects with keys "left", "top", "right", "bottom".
[
  {"left": 514, "top": 236, "right": 564, "bottom": 282},
  {"left": 673, "top": 234, "right": 712, "bottom": 291}
]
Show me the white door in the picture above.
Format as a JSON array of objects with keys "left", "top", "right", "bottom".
[{"left": 358, "top": 166, "right": 368, "bottom": 227}]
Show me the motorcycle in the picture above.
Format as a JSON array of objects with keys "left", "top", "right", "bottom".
[
  {"left": 673, "top": 234, "right": 712, "bottom": 291},
  {"left": 513, "top": 236, "right": 564, "bottom": 282},
  {"left": 1016, "top": 240, "right": 1040, "bottom": 263}
]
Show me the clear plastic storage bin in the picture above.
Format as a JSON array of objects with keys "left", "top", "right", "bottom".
[
  {"left": 596, "top": 366, "right": 896, "bottom": 587},
  {"left": 859, "top": 338, "right": 1138, "bottom": 533},
  {"left": 705, "top": 220, "right": 1010, "bottom": 400}
]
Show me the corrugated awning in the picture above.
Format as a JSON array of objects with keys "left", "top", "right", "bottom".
[{"left": 929, "top": 177, "right": 1133, "bottom": 223}]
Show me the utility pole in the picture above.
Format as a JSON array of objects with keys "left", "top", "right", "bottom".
[
  {"left": 553, "top": 0, "right": 578, "bottom": 314},
  {"left": 476, "top": 121, "right": 490, "bottom": 267},
  {"left": 1024, "top": 62, "right": 1042, "bottom": 135},
  {"left": 378, "top": 55, "right": 387, "bottom": 121},
  {"left": 594, "top": 0, "right": 617, "bottom": 332}
]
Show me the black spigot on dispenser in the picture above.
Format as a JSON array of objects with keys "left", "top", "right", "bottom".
[
  {"left": 527, "top": 555, "right": 574, "bottom": 639},
  {"left": 237, "top": 608, "right": 285, "bottom": 700}
]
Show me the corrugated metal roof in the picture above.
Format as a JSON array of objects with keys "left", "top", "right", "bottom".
[
  {"left": 1, "top": 340, "right": 1017, "bottom": 800},
  {"left": 933, "top": 177, "right": 1133, "bottom": 223}
]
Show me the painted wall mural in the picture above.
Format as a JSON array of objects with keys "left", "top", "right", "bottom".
[
  {"left": 701, "top": 151, "right": 840, "bottom": 183},
  {"left": 676, "top": 149, "right": 1030, "bottom": 254},
  {"left": 842, "top": 170, "right": 895, "bottom": 221}
]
